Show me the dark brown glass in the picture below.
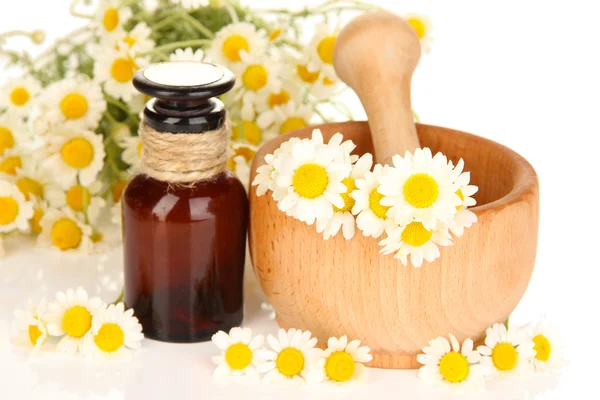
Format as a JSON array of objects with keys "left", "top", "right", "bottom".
[{"left": 122, "top": 171, "right": 248, "bottom": 342}]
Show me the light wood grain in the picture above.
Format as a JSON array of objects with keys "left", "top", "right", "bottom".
[
  {"left": 333, "top": 11, "right": 421, "bottom": 164},
  {"left": 249, "top": 122, "right": 539, "bottom": 369}
]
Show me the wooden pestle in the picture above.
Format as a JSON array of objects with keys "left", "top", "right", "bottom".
[{"left": 333, "top": 11, "right": 422, "bottom": 165}]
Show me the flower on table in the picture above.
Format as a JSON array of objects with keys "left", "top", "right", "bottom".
[
  {"left": 306, "top": 335, "right": 372, "bottom": 385},
  {"left": 351, "top": 164, "right": 395, "bottom": 239},
  {"left": 45, "top": 287, "right": 105, "bottom": 354},
  {"left": 526, "top": 318, "right": 565, "bottom": 374},
  {"left": 208, "top": 22, "right": 268, "bottom": 66},
  {"left": 37, "top": 208, "right": 94, "bottom": 253},
  {"left": 477, "top": 323, "right": 536, "bottom": 379},
  {"left": 43, "top": 129, "right": 105, "bottom": 187},
  {"left": 94, "top": 0, "right": 133, "bottom": 37},
  {"left": 94, "top": 46, "right": 149, "bottom": 102},
  {"left": 13, "top": 299, "right": 49, "bottom": 351},
  {"left": 211, "top": 327, "right": 264, "bottom": 379},
  {"left": 417, "top": 333, "right": 488, "bottom": 390},
  {"left": 37, "top": 77, "right": 106, "bottom": 131},
  {"left": 0, "top": 76, "right": 41, "bottom": 117},
  {"left": 256, "top": 328, "right": 321, "bottom": 384},
  {"left": 81, "top": 302, "right": 144, "bottom": 360},
  {"left": 316, "top": 153, "right": 373, "bottom": 240},
  {"left": 169, "top": 47, "right": 207, "bottom": 63},
  {"left": 46, "top": 180, "right": 106, "bottom": 224},
  {"left": 404, "top": 13, "right": 433, "bottom": 53},
  {"left": 0, "top": 180, "right": 34, "bottom": 234}
]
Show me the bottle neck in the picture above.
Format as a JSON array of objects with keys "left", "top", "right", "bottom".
[{"left": 143, "top": 97, "right": 227, "bottom": 134}]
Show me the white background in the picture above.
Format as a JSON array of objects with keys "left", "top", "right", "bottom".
[{"left": 1, "top": 0, "right": 599, "bottom": 399}]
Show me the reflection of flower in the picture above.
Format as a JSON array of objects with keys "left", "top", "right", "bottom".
[
  {"left": 211, "top": 327, "right": 264, "bottom": 379},
  {"left": 306, "top": 335, "right": 372, "bottom": 385},
  {"left": 417, "top": 333, "right": 488, "bottom": 389},
  {"left": 526, "top": 318, "right": 565, "bottom": 374},
  {"left": 257, "top": 328, "right": 321, "bottom": 384},
  {"left": 478, "top": 323, "right": 536, "bottom": 379}
]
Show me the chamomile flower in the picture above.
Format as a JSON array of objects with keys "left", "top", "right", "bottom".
[
  {"left": 306, "top": 24, "right": 341, "bottom": 81},
  {"left": 379, "top": 222, "right": 452, "bottom": 267},
  {"left": 417, "top": 334, "right": 488, "bottom": 390},
  {"left": 81, "top": 302, "right": 144, "bottom": 360},
  {"left": 404, "top": 13, "right": 433, "bottom": 53},
  {"left": 39, "top": 77, "right": 106, "bottom": 130},
  {"left": 274, "top": 131, "right": 352, "bottom": 224},
  {"left": 44, "top": 129, "right": 105, "bottom": 187},
  {"left": 109, "top": 23, "right": 155, "bottom": 54},
  {"left": 256, "top": 328, "right": 321, "bottom": 384},
  {"left": 46, "top": 181, "right": 106, "bottom": 223},
  {"left": 379, "top": 148, "right": 461, "bottom": 230},
  {"left": 94, "top": 47, "right": 149, "bottom": 102},
  {"left": 118, "top": 135, "right": 142, "bottom": 170},
  {"left": 208, "top": 22, "right": 268, "bottom": 66},
  {"left": 309, "top": 75, "right": 340, "bottom": 101},
  {"left": 0, "top": 76, "right": 41, "bottom": 116},
  {"left": 95, "top": 0, "right": 133, "bottom": 36},
  {"left": 255, "top": 74, "right": 303, "bottom": 114},
  {"left": 37, "top": 208, "right": 94, "bottom": 253},
  {"left": 231, "top": 120, "right": 265, "bottom": 146},
  {"left": 12, "top": 159, "right": 50, "bottom": 201},
  {"left": 13, "top": 299, "right": 49, "bottom": 351},
  {"left": 0, "top": 148, "right": 25, "bottom": 176},
  {"left": 477, "top": 323, "right": 536, "bottom": 379},
  {"left": 526, "top": 318, "right": 565, "bottom": 374},
  {"left": 170, "top": 0, "right": 210, "bottom": 10},
  {"left": 0, "top": 112, "right": 29, "bottom": 156},
  {"left": 306, "top": 336, "right": 373, "bottom": 385},
  {"left": 29, "top": 199, "right": 47, "bottom": 235},
  {"left": 447, "top": 159, "right": 478, "bottom": 237},
  {"left": 46, "top": 287, "right": 104, "bottom": 354},
  {"left": 233, "top": 53, "right": 282, "bottom": 100},
  {"left": 211, "top": 327, "right": 264, "bottom": 379},
  {"left": 316, "top": 154, "right": 372, "bottom": 240},
  {"left": 251, "top": 137, "right": 298, "bottom": 199},
  {"left": 258, "top": 101, "right": 313, "bottom": 135},
  {"left": 312, "top": 130, "right": 358, "bottom": 164},
  {"left": 351, "top": 164, "right": 395, "bottom": 238},
  {"left": 0, "top": 181, "right": 34, "bottom": 233},
  {"left": 169, "top": 47, "right": 206, "bottom": 62}
]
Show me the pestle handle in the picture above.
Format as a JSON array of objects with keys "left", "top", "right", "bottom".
[{"left": 333, "top": 11, "right": 421, "bottom": 165}]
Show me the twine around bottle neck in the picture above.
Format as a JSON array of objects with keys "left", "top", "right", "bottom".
[{"left": 139, "top": 118, "right": 230, "bottom": 184}]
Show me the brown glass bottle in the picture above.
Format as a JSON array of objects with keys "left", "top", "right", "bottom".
[{"left": 123, "top": 62, "right": 247, "bottom": 342}]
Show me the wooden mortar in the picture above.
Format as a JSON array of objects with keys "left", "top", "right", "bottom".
[{"left": 248, "top": 12, "right": 539, "bottom": 369}]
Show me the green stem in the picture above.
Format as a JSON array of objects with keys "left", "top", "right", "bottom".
[
  {"left": 104, "top": 95, "right": 134, "bottom": 116},
  {"left": 314, "top": 106, "right": 330, "bottom": 123},
  {"left": 69, "top": 0, "right": 93, "bottom": 19},
  {"left": 151, "top": 11, "right": 183, "bottom": 32},
  {"left": 504, "top": 317, "right": 510, "bottom": 329},
  {"left": 112, "top": 287, "right": 124, "bottom": 305},
  {"left": 148, "top": 39, "right": 212, "bottom": 55},
  {"left": 0, "top": 30, "right": 32, "bottom": 40},
  {"left": 224, "top": 3, "right": 240, "bottom": 23},
  {"left": 179, "top": 12, "right": 215, "bottom": 39}
]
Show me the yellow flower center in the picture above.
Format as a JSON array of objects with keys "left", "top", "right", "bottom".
[
  {"left": 61, "top": 137, "right": 94, "bottom": 169},
  {"left": 60, "top": 93, "right": 89, "bottom": 120},
  {"left": 317, "top": 36, "right": 337, "bottom": 65},
  {"left": 533, "top": 334, "right": 551, "bottom": 362},
  {"left": 0, "top": 197, "right": 19, "bottom": 225},
  {"left": 403, "top": 173, "right": 439, "bottom": 208},
  {"left": 406, "top": 17, "right": 427, "bottom": 40},
  {"left": 225, "top": 343, "right": 253, "bottom": 370},
  {"left": 232, "top": 121, "right": 262, "bottom": 145},
  {"left": 276, "top": 347, "right": 305, "bottom": 377},
  {"left": 401, "top": 221, "right": 432, "bottom": 247},
  {"left": 0, "top": 156, "right": 21, "bottom": 175},
  {"left": 31, "top": 208, "right": 44, "bottom": 234},
  {"left": 456, "top": 188, "right": 465, "bottom": 211},
  {"left": 123, "top": 35, "right": 137, "bottom": 48},
  {"left": 112, "top": 180, "right": 128, "bottom": 202},
  {"left": 439, "top": 351, "right": 470, "bottom": 383},
  {"left": 103, "top": 8, "right": 120, "bottom": 32},
  {"left": 491, "top": 343, "right": 519, "bottom": 371},
  {"left": 16, "top": 177, "right": 44, "bottom": 200},
  {"left": 323, "top": 77, "right": 336, "bottom": 86},
  {"left": 94, "top": 322, "right": 125, "bottom": 353},
  {"left": 10, "top": 87, "right": 31, "bottom": 106},
  {"left": 325, "top": 351, "right": 356, "bottom": 382},
  {"left": 222, "top": 35, "right": 249, "bottom": 61},
  {"left": 0, "top": 126, "right": 14, "bottom": 155},
  {"left": 293, "top": 163, "right": 328, "bottom": 199},
  {"left": 368, "top": 188, "right": 390, "bottom": 219},
  {"left": 269, "top": 28, "right": 283, "bottom": 41},
  {"left": 91, "top": 230, "right": 104, "bottom": 243},
  {"left": 28, "top": 323, "right": 43, "bottom": 346},
  {"left": 62, "top": 305, "right": 92, "bottom": 338},
  {"left": 280, "top": 117, "right": 307, "bottom": 134},
  {"left": 66, "top": 185, "right": 91, "bottom": 212},
  {"left": 51, "top": 218, "right": 82, "bottom": 250},
  {"left": 111, "top": 57, "right": 137, "bottom": 83},
  {"left": 268, "top": 90, "right": 291, "bottom": 108},
  {"left": 334, "top": 177, "right": 356, "bottom": 213},
  {"left": 297, "top": 65, "right": 320, "bottom": 84},
  {"left": 242, "top": 64, "right": 268, "bottom": 91}
]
